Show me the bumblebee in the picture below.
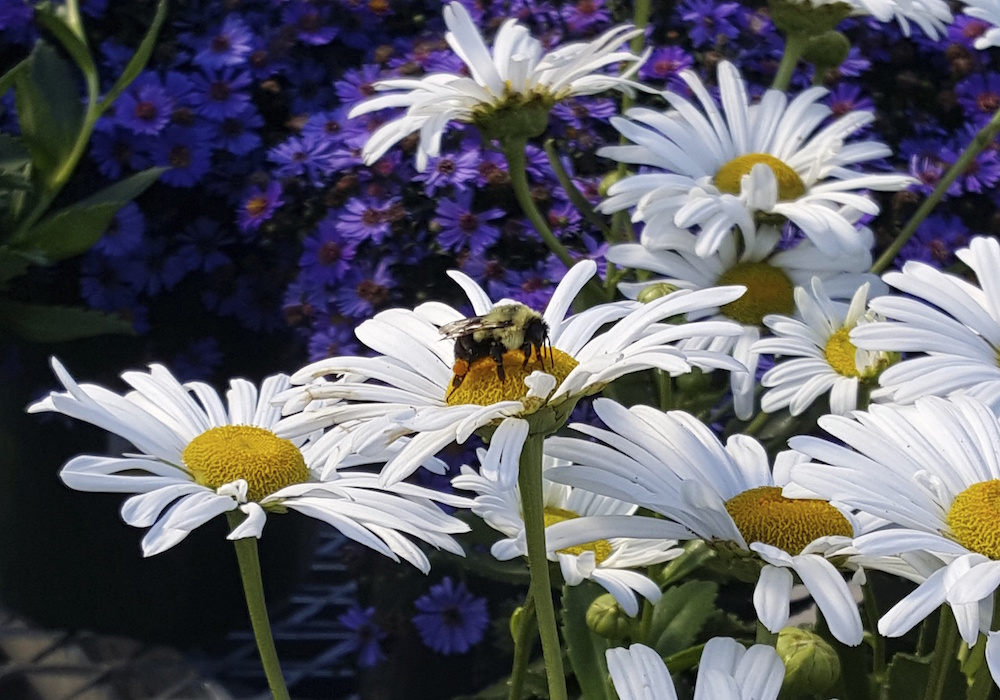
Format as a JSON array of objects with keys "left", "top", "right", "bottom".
[{"left": 440, "top": 304, "right": 552, "bottom": 390}]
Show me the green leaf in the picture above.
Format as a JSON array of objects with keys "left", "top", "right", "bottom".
[
  {"left": 14, "top": 167, "right": 164, "bottom": 262},
  {"left": 561, "top": 583, "right": 611, "bottom": 700},
  {"left": 0, "top": 134, "right": 32, "bottom": 191},
  {"left": 34, "top": 8, "right": 97, "bottom": 81},
  {"left": 0, "top": 57, "right": 28, "bottom": 100},
  {"left": 0, "top": 247, "right": 33, "bottom": 285},
  {"left": 100, "top": 0, "right": 169, "bottom": 109},
  {"left": 884, "top": 652, "right": 964, "bottom": 700},
  {"left": 14, "top": 41, "right": 85, "bottom": 181},
  {"left": 649, "top": 580, "right": 718, "bottom": 657},
  {"left": 0, "top": 300, "right": 135, "bottom": 342}
]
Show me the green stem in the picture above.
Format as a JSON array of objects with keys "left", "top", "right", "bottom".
[
  {"left": 227, "top": 511, "right": 291, "bottom": 700},
  {"left": 742, "top": 410, "right": 771, "bottom": 438},
  {"left": 872, "top": 104, "right": 1000, "bottom": 274},
  {"left": 771, "top": 31, "right": 809, "bottom": 92},
  {"left": 862, "top": 580, "right": 886, "bottom": 678},
  {"left": 923, "top": 606, "right": 959, "bottom": 700},
  {"left": 517, "top": 434, "right": 568, "bottom": 700},
  {"left": 543, "top": 139, "right": 610, "bottom": 238},
  {"left": 656, "top": 370, "right": 673, "bottom": 412},
  {"left": 508, "top": 594, "right": 538, "bottom": 700}
]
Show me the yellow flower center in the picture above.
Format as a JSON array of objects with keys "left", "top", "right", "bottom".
[
  {"left": 544, "top": 506, "right": 612, "bottom": 564},
  {"left": 714, "top": 153, "right": 807, "bottom": 200},
  {"left": 445, "top": 347, "right": 579, "bottom": 406},
  {"left": 724, "top": 486, "right": 852, "bottom": 555},
  {"left": 182, "top": 425, "right": 309, "bottom": 502},
  {"left": 824, "top": 327, "right": 860, "bottom": 378},
  {"left": 716, "top": 262, "right": 795, "bottom": 325},
  {"left": 947, "top": 480, "right": 1000, "bottom": 559}
]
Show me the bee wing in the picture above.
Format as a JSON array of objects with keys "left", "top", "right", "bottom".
[{"left": 439, "top": 316, "right": 511, "bottom": 338}]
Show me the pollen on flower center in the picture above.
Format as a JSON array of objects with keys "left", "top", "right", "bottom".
[
  {"left": 946, "top": 480, "right": 1000, "bottom": 559},
  {"left": 714, "top": 153, "right": 807, "bottom": 201},
  {"left": 724, "top": 486, "right": 852, "bottom": 555},
  {"left": 543, "top": 506, "right": 612, "bottom": 564},
  {"left": 825, "top": 327, "right": 861, "bottom": 378},
  {"left": 445, "top": 348, "right": 578, "bottom": 406},
  {"left": 182, "top": 425, "right": 309, "bottom": 502},
  {"left": 716, "top": 262, "right": 795, "bottom": 325}
]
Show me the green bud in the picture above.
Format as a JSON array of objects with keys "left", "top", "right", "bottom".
[
  {"left": 473, "top": 95, "right": 553, "bottom": 142},
  {"left": 768, "top": 0, "right": 852, "bottom": 36},
  {"left": 599, "top": 169, "right": 628, "bottom": 198},
  {"left": 802, "top": 30, "right": 851, "bottom": 74},
  {"left": 637, "top": 282, "right": 680, "bottom": 304},
  {"left": 674, "top": 367, "right": 712, "bottom": 394},
  {"left": 586, "top": 593, "right": 634, "bottom": 640},
  {"left": 509, "top": 605, "right": 525, "bottom": 639},
  {"left": 775, "top": 627, "right": 841, "bottom": 698}
]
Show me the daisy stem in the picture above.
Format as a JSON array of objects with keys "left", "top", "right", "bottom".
[
  {"left": 771, "top": 31, "right": 809, "bottom": 92},
  {"left": 517, "top": 433, "right": 568, "bottom": 700},
  {"left": 741, "top": 410, "right": 771, "bottom": 437},
  {"left": 872, "top": 104, "right": 1000, "bottom": 274},
  {"left": 226, "top": 511, "right": 291, "bottom": 700},
  {"left": 923, "top": 606, "right": 959, "bottom": 700},
  {"left": 861, "top": 581, "right": 886, "bottom": 677},
  {"left": 508, "top": 594, "right": 537, "bottom": 700},
  {"left": 543, "top": 139, "right": 611, "bottom": 239}
]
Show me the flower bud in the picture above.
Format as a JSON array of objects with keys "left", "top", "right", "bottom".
[
  {"left": 599, "top": 169, "right": 628, "bottom": 198},
  {"left": 768, "top": 0, "right": 852, "bottom": 36},
  {"left": 586, "top": 593, "right": 633, "bottom": 640},
  {"left": 802, "top": 31, "right": 851, "bottom": 73},
  {"left": 775, "top": 627, "right": 841, "bottom": 698},
  {"left": 637, "top": 282, "right": 680, "bottom": 304}
]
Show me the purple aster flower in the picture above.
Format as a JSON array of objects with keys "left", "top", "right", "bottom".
[
  {"left": 338, "top": 605, "right": 386, "bottom": 669},
  {"left": 189, "top": 68, "right": 253, "bottom": 121},
  {"left": 300, "top": 215, "right": 359, "bottom": 284},
  {"left": 475, "top": 151, "right": 510, "bottom": 188},
  {"left": 170, "top": 338, "right": 224, "bottom": 382},
  {"left": 301, "top": 109, "right": 349, "bottom": 144},
  {"left": 949, "top": 15, "right": 992, "bottom": 51},
  {"left": 335, "top": 64, "right": 382, "bottom": 107},
  {"left": 334, "top": 260, "right": 394, "bottom": 318},
  {"left": 552, "top": 97, "right": 617, "bottom": 130},
  {"left": 942, "top": 131, "right": 1000, "bottom": 194},
  {"left": 955, "top": 72, "right": 1000, "bottom": 126},
  {"left": 412, "top": 578, "right": 489, "bottom": 656},
  {"left": 79, "top": 251, "right": 143, "bottom": 314},
  {"left": 307, "top": 319, "right": 361, "bottom": 361},
  {"left": 100, "top": 39, "right": 134, "bottom": 77},
  {"left": 268, "top": 132, "right": 336, "bottom": 185},
  {"left": 204, "top": 273, "right": 285, "bottom": 333},
  {"left": 496, "top": 264, "right": 554, "bottom": 309},
  {"left": 215, "top": 107, "right": 264, "bottom": 156},
  {"left": 148, "top": 125, "right": 214, "bottom": 187},
  {"left": 434, "top": 191, "right": 504, "bottom": 256},
  {"left": 560, "top": 0, "right": 611, "bottom": 34},
  {"left": 335, "top": 196, "right": 396, "bottom": 245},
  {"left": 237, "top": 180, "right": 283, "bottom": 234},
  {"left": 162, "top": 218, "right": 232, "bottom": 288},
  {"left": 89, "top": 127, "right": 150, "bottom": 179},
  {"left": 896, "top": 213, "right": 969, "bottom": 268},
  {"left": 0, "top": 0, "right": 36, "bottom": 44},
  {"left": 638, "top": 46, "right": 693, "bottom": 88},
  {"left": 93, "top": 202, "right": 145, "bottom": 258},
  {"left": 827, "top": 83, "right": 875, "bottom": 119},
  {"left": 282, "top": 1, "right": 338, "bottom": 46},
  {"left": 193, "top": 14, "right": 254, "bottom": 71},
  {"left": 544, "top": 233, "right": 608, "bottom": 281},
  {"left": 679, "top": 0, "right": 741, "bottom": 47},
  {"left": 288, "top": 58, "right": 336, "bottom": 114},
  {"left": 459, "top": 257, "right": 515, "bottom": 299},
  {"left": 115, "top": 72, "right": 173, "bottom": 135},
  {"left": 415, "top": 149, "right": 481, "bottom": 196}
]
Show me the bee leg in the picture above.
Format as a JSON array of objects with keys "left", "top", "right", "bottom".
[
  {"left": 492, "top": 345, "right": 506, "bottom": 382},
  {"left": 521, "top": 341, "right": 531, "bottom": 369}
]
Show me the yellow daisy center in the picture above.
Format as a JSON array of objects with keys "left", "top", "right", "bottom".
[
  {"left": 824, "top": 327, "right": 860, "bottom": 378},
  {"left": 716, "top": 262, "right": 795, "bottom": 325},
  {"left": 182, "top": 425, "right": 309, "bottom": 502},
  {"left": 714, "top": 153, "right": 807, "bottom": 200},
  {"left": 544, "top": 506, "right": 612, "bottom": 564},
  {"left": 724, "top": 486, "right": 852, "bottom": 555},
  {"left": 445, "top": 347, "right": 579, "bottom": 406},
  {"left": 947, "top": 480, "right": 1000, "bottom": 559}
]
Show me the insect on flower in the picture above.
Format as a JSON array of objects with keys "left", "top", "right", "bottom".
[{"left": 440, "top": 303, "right": 552, "bottom": 392}]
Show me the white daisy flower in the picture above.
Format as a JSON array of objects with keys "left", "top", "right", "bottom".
[
  {"left": 961, "top": 0, "right": 1000, "bottom": 49},
  {"left": 782, "top": 0, "right": 952, "bottom": 38},
  {"left": 28, "top": 358, "right": 470, "bottom": 570},
  {"left": 543, "top": 398, "right": 866, "bottom": 645},
  {"left": 607, "top": 638, "right": 786, "bottom": 700},
  {"left": 851, "top": 236, "right": 1000, "bottom": 411},
  {"left": 597, "top": 60, "right": 915, "bottom": 258},
  {"left": 348, "top": 2, "right": 648, "bottom": 171},
  {"left": 788, "top": 395, "right": 1000, "bottom": 687},
  {"left": 278, "top": 260, "right": 746, "bottom": 488},
  {"left": 609, "top": 226, "right": 886, "bottom": 419},
  {"left": 753, "top": 277, "right": 893, "bottom": 416},
  {"left": 452, "top": 453, "right": 684, "bottom": 616}
]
